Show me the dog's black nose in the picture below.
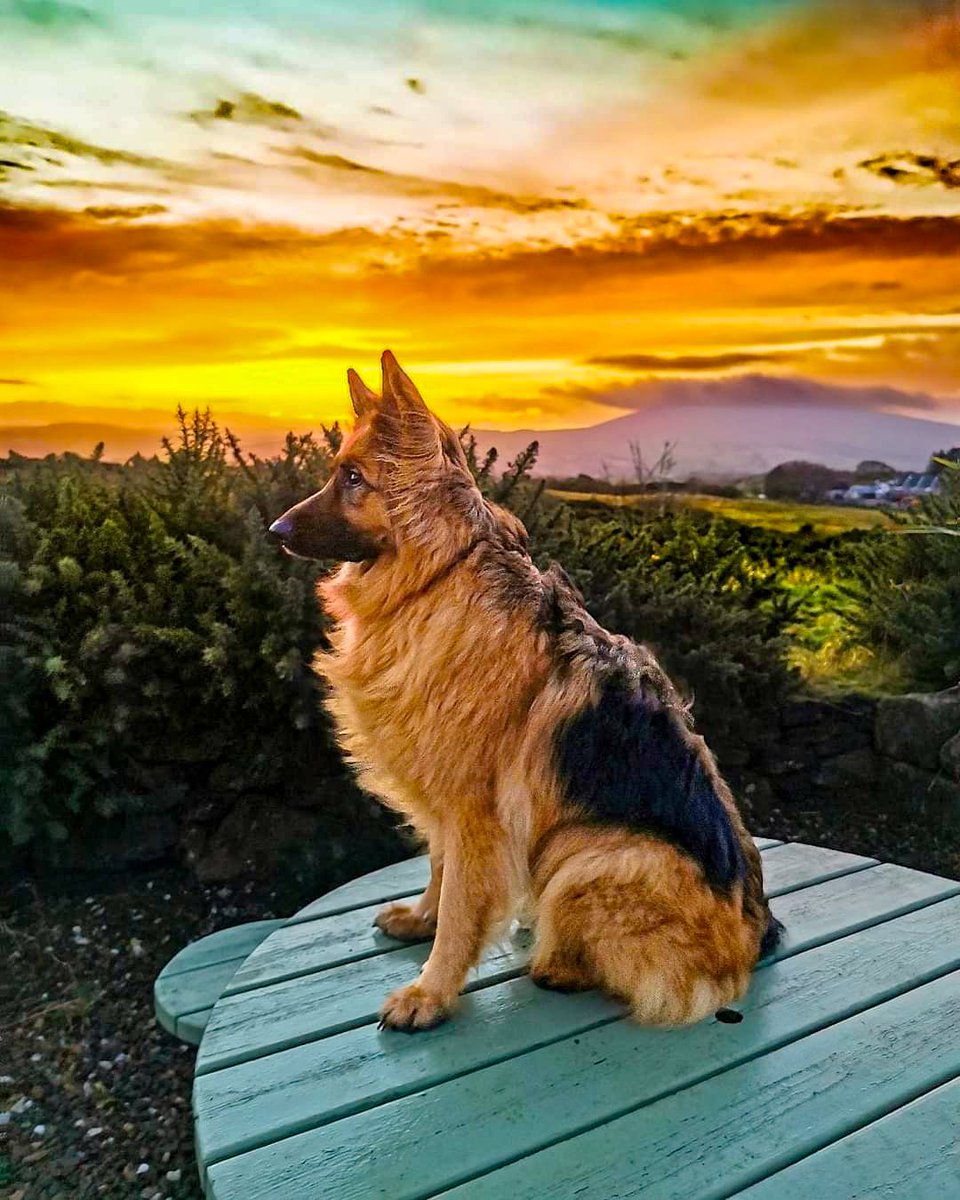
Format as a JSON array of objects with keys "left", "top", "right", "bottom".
[{"left": 269, "top": 515, "right": 293, "bottom": 539}]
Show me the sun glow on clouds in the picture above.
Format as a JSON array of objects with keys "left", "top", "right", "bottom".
[{"left": 0, "top": 0, "right": 959, "bottom": 449}]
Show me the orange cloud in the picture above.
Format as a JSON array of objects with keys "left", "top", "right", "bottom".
[{"left": 2, "top": 203, "right": 959, "bottom": 443}]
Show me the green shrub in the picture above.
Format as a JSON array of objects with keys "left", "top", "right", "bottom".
[
  {"left": 528, "top": 502, "right": 799, "bottom": 749},
  {"left": 0, "top": 416, "right": 339, "bottom": 851},
  {"left": 853, "top": 469, "right": 960, "bottom": 689}
]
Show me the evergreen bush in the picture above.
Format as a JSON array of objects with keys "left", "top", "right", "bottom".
[{"left": 853, "top": 466, "right": 960, "bottom": 689}]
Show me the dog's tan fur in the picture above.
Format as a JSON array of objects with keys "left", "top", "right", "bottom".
[{"left": 272, "top": 351, "right": 774, "bottom": 1031}]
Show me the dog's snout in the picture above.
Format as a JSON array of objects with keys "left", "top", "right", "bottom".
[{"left": 269, "top": 514, "right": 294, "bottom": 539}]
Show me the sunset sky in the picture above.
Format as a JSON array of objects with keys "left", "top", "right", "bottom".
[{"left": 1, "top": 0, "right": 959, "bottom": 454}]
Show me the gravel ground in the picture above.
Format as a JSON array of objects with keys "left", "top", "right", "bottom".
[
  {"left": 1, "top": 869, "right": 288, "bottom": 1200},
  {"left": 2, "top": 804, "right": 958, "bottom": 1200},
  {"left": 746, "top": 800, "right": 960, "bottom": 883}
]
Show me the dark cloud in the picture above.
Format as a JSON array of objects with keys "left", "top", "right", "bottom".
[
  {"left": 543, "top": 373, "right": 941, "bottom": 415},
  {"left": 0, "top": 377, "right": 33, "bottom": 386},
  {"left": 0, "top": 110, "right": 169, "bottom": 171},
  {"left": 587, "top": 351, "right": 778, "bottom": 372},
  {"left": 3, "top": 200, "right": 959, "bottom": 308},
  {"left": 285, "top": 146, "right": 589, "bottom": 214},
  {"left": 0, "top": 203, "right": 328, "bottom": 284},
  {"left": 860, "top": 152, "right": 960, "bottom": 190},
  {"left": 404, "top": 211, "right": 960, "bottom": 299},
  {"left": 83, "top": 203, "right": 169, "bottom": 221},
  {"left": 290, "top": 149, "right": 382, "bottom": 175},
  {"left": 190, "top": 93, "right": 303, "bottom": 127}
]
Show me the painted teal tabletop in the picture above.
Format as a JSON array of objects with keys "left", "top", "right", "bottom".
[{"left": 191, "top": 841, "right": 960, "bottom": 1199}]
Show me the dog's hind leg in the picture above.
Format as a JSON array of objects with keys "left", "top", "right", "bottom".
[
  {"left": 533, "top": 827, "right": 757, "bottom": 1026},
  {"left": 529, "top": 887, "right": 597, "bottom": 994},
  {"left": 375, "top": 842, "right": 443, "bottom": 942}
]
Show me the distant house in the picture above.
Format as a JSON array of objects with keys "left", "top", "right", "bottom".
[
  {"left": 842, "top": 483, "right": 883, "bottom": 505},
  {"left": 836, "top": 472, "right": 942, "bottom": 507}
]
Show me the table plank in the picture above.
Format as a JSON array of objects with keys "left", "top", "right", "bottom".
[
  {"left": 195, "top": 892, "right": 960, "bottom": 1171},
  {"left": 730, "top": 1076, "right": 960, "bottom": 1200},
  {"left": 155, "top": 921, "right": 284, "bottom": 1043},
  {"left": 195, "top": 861, "right": 956, "bottom": 1076},
  {"left": 759, "top": 842, "right": 876, "bottom": 896},
  {"left": 433, "top": 971, "right": 960, "bottom": 1200},
  {"left": 157, "top": 959, "right": 250, "bottom": 1035},
  {"left": 194, "top": 936, "right": 528, "bottom": 1075},
  {"left": 764, "top": 863, "right": 957, "bottom": 962},
  {"left": 224, "top": 900, "right": 423, "bottom": 997},
  {"left": 160, "top": 921, "right": 285, "bottom": 976},
  {"left": 286, "top": 856, "right": 431, "bottom": 925},
  {"left": 178, "top": 1007, "right": 214, "bottom": 1044},
  {"left": 220, "top": 841, "right": 852, "bottom": 999}
]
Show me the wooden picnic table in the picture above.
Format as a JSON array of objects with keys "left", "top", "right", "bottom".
[{"left": 184, "top": 841, "right": 960, "bottom": 1199}]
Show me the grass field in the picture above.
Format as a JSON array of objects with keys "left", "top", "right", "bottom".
[{"left": 549, "top": 491, "right": 893, "bottom": 535}]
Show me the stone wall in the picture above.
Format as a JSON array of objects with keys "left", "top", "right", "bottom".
[
  {"left": 723, "top": 686, "right": 960, "bottom": 833},
  {"left": 34, "top": 687, "right": 960, "bottom": 882}
]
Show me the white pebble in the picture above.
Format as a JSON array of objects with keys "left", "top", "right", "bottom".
[
  {"left": 130, "top": 937, "right": 145, "bottom": 957},
  {"left": 166, "top": 1169, "right": 182, "bottom": 1183},
  {"left": 136, "top": 1162, "right": 150, "bottom": 1175},
  {"left": 12, "top": 1097, "right": 33, "bottom": 1113},
  {"left": 30, "top": 1053, "right": 42, "bottom": 1063},
  {"left": 33, "top": 1124, "right": 46, "bottom": 1136},
  {"left": 0, "top": 1113, "right": 10, "bottom": 1127},
  {"left": 86, "top": 1126, "right": 103, "bottom": 1138},
  {"left": 0, "top": 1076, "right": 12, "bottom": 1084}
]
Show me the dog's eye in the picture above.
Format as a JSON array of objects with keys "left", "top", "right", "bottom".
[{"left": 340, "top": 464, "right": 365, "bottom": 490}]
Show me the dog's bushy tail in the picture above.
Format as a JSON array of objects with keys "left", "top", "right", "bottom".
[{"left": 760, "top": 913, "right": 785, "bottom": 960}]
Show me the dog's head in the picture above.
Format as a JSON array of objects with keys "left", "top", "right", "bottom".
[{"left": 269, "top": 350, "right": 479, "bottom": 562}]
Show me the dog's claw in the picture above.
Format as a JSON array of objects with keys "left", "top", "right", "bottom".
[
  {"left": 374, "top": 901, "right": 437, "bottom": 943},
  {"left": 379, "top": 982, "right": 450, "bottom": 1032}
]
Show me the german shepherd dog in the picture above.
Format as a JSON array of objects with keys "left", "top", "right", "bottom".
[{"left": 270, "top": 351, "right": 781, "bottom": 1032}]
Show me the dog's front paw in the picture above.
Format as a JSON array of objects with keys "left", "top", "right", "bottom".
[
  {"left": 378, "top": 983, "right": 451, "bottom": 1032},
  {"left": 374, "top": 901, "right": 436, "bottom": 942}
]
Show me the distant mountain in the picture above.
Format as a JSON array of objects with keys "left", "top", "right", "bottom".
[
  {"left": 0, "top": 402, "right": 327, "bottom": 460},
  {"left": 476, "top": 379, "right": 960, "bottom": 479},
  {"left": 0, "top": 423, "right": 166, "bottom": 461},
  {"left": 0, "top": 420, "right": 305, "bottom": 461},
  {"left": 4, "top": 376, "right": 959, "bottom": 477}
]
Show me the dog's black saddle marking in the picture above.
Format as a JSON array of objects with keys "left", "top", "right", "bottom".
[{"left": 555, "top": 675, "right": 746, "bottom": 892}]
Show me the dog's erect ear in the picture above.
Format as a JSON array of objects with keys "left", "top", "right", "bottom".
[
  {"left": 378, "top": 350, "right": 438, "bottom": 458},
  {"left": 380, "top": 350, "right": 429, "bottom": 417},
  {"left": 347, "top": 368, "right": 378, "bottom": 419}
]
